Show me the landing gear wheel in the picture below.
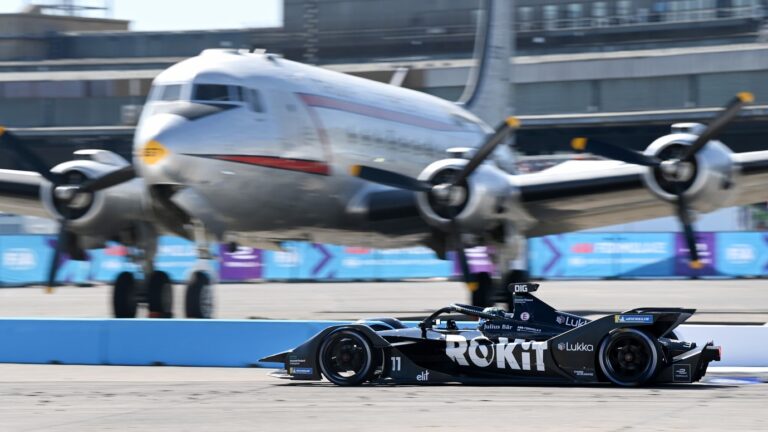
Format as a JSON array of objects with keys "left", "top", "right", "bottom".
[
  {"left": 318, "top": 329, "right": 377, "bottom": 386},
  {"left": 112, "top": 271, "right": 137, "bottom": 318},
  {"left": 185, "top": 271, "right": 213, "bottom": 318},
  {"left": 470, "top": 272, "right": 493, "bottom": 308},
  {"left": 147, "top": 271, "right": 173, "bottom": 318},
  {"left": 599, "top": 328, "right": 659, "bottom": 387}
]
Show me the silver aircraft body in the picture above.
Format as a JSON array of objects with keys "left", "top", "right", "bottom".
[
  {"left": 136, "top": 49, "right": 495, "bottom": 248},
  {"left": 2, "top": 0, "right": 768, "bottom": 317}
]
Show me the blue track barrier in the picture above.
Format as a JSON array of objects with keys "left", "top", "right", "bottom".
[
  {"left": 0, "top": 318, "right": 766, "bottom": 368},
  {"left": 0, "top": 318, "right": 346, "bottom": 367}
]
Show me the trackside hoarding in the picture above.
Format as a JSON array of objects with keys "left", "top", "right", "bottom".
[{"left": 0, "top": 232, "right": 765, "bottom": 285}]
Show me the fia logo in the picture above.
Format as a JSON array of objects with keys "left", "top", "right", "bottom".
[{"left": 416, "top": 370, "right": 429, "bottom": 382}]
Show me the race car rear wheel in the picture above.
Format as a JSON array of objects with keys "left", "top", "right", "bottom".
[
  {"left": 318, "top": 329, "right": 376, "bottom": 386},
  {"left": 598, "top": 328, "right": 659, "bottom": 387}
]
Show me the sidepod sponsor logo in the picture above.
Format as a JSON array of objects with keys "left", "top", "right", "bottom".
[
  {"left": 445, "top": 335, "right": 548, "bottom": 371},
  {"left": 615, "top": 314, "right": 654, "bottom": 324},
  {"left": 557, "top": 342, "right": 594, "bottom": 352},
  {"left": 416, "top": 371, "right": 430, "bottom": 382},
  {"left": 556, "top": 315, "right": 588, "bottom": 328}
]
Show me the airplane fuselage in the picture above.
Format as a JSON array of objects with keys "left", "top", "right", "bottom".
[{"left": 135, "top": 50, "right": 501, "bottom": 247}]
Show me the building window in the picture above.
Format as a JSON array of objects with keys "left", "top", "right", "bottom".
[
  {"left": 517, "top": 6, "right": 534, "bottom": 30},
  {"left": 543, "top": 5, "right": 559, "bottom": 30},
  {"left": 39, "top": 81, "right": 85, "bottom": 98},
  {"left": 88, "top": 80, "right": 114, "bottom": 98},
  {"left": 592, "top": 1, "right": 608, "bottom": 26},
  {"left": 567, "top": 3, "right": 584, "bottom": 27},
  {"left": 617, "top": 0, "right": 633, "bottom": 17},
  {"left": 4, "top": 82, "right": 35, "bottom": 98}
]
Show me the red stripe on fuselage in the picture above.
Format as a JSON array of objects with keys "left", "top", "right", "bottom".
[
  {"left": 211, "top": 155, "right": 330, "bottom": 175},
  {"left": 298, "top": 93, "right": 464, "bottom": 132}
]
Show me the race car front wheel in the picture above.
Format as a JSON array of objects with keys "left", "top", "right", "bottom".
[
  {"left": 318, "top": 329, "right": 376, "bottom": 386},
  {"left": 598, "top": 328, "right": 659, "bottom": 387}
]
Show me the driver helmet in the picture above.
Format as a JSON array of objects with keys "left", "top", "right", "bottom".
[
  {"left": 482, "top": 306, "right": 507, "bottom": 318},
  {"left": 478, "top": 306, "right": 508, "bottom": 327}
]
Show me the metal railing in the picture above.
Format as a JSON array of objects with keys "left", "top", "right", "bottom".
[{"left": 516, "top": 6, "right": 765, "bottom": 33}]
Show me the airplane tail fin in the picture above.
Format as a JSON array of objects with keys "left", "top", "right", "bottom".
[{"left": 457, "top": 0, "right": 513, "bottom": 126}]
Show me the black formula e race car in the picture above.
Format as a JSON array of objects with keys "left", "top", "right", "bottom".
[{"left": 262, "top": 283, "right": 720, "bottom": 386}]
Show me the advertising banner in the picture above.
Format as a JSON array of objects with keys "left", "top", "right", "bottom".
[
  {"left": 219, "top": 245, "right": 263, "bottom": 281},
  {"left": 714, "top": 232, "right": 768, "bottom": 276},
  {"left": 529, "top": 233, "right": 676, "bottom": 278},
  {"left": 451, "top": 246, "right": 495, "bottom": 276},
  {"left": 261, "top": 242, "right": 452, "bottom": 280},
  {"left": 2, "top": 233, "right": 767, "bottom": 286},
  {"left": 674, "top": 232, "right": 717, "bottom": 276}
]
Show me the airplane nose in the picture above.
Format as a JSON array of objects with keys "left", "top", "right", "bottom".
[{"left": 134, "top": 112, "right": 188, "bottom": 184}]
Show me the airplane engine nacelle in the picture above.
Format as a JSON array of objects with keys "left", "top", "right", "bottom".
[
  {"left": 40, "top": 160, "right": 146, "bottom": 237},
  {"left": 641, "top": 133, "right": 737, "bottom": 214},
  {"left": 415, "top": 159, "right": 517, "bottom": 233}
]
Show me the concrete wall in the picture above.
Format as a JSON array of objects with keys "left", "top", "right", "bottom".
[{"left": 0, "top": 13, "right": 128, "bottom": 35}]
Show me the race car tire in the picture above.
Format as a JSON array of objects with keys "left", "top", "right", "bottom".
[
  {"left": 598, "top": 328, "right": 659, "bottom": 387},
  {"left": 318, "top": 329, "right": 377, "bottom": 386}
]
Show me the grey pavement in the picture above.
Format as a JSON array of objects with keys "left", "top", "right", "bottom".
[
  {"left": 0, "top": 364, "right": 765, "bottom": 432},
  {"left": 0, "top": 279, "right": 766, "bottom": 323}
]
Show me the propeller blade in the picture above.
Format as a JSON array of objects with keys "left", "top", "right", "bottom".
[
  {"left": 46, "top": 222, "right": 67, "bottom": 293},
  {"left": 571, "top": 137, "right": 661, "bottom": 167},
  {"left": 0, "top": 127, "right": 59, "bottom": 184},
  {"left": 452, "top": 116, "right": 520, "bottom": 187},
  {"left": 450, "top": 222, "right": 476, "bottom": 291},
  {"left": 350, "top": 164, "right": 432, "bottom": 192},
  {"left": 78, "top": 165, "right": 136, "bottom": 193},
  {"left": 675, "top": 190, "right": 702, "bottom": 269},
  {"left": 681, "top": 92, "right": 754, "bottom": 162}
]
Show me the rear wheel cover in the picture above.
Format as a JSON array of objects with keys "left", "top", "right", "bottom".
[{"left": 598, "top": 328, "right": 659, "bottom": 386}]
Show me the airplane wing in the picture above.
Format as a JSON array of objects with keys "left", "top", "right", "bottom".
[
  {"left": 515, "top": 152, "right": 768, "bottom": 237},
  {"left": 0, "top": 168, "right": 49, "bottom": 218}
]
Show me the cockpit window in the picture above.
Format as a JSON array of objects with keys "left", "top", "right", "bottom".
[
  {"left": 150, "top": 84, "right": 183, "bottom": 102},
  {"left": 193, "top": 84, "right": 232, "bottom": 102},
  {"left": 246, "top": 89, "right": 264, "bottom": 112}
]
